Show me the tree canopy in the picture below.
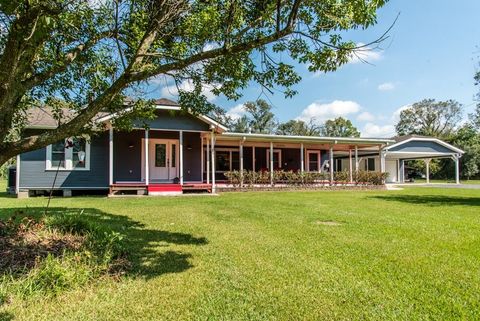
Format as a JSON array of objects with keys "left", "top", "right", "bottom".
[
  {"left": 395, "top": 99, "right": 462, "bottom": 139},
  {"left": 0, "top": 0, "right": 388, "bottom": 165},
  {"left": 322, "top": 117, "right": 360, "bottom": 137},
  {"left": 276, "top": 119, "right": 321, "bottom": 136}
]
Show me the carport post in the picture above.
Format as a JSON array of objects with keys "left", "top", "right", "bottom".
[
  {"left": 424, "top": 158, "right": 431, "bottom": 184},
  {"left": 455, "top": 155, "right": 460, "bottom": 184}
]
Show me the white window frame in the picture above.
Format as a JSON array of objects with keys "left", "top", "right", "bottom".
[
  {"left": 213, "top": 147, "right": 239, "bottom": 173},
  {"left": 266, "top": 149, "right": 282, "bottom": 169},
  {"left": 46, "top": 137, "right": 91, "bottom": 171},
  {"left": 306, "top": 150, "right": 321, "bottom": 172},
  {"left": 364, "top": 157, "right": 375, "bottom": 171}
]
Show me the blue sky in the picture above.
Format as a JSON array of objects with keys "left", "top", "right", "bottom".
[{"left": 153, "top": 0, "right": 480, "bottom": 137}]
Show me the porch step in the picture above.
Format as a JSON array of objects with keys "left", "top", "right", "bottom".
[
  {"left": 148, "top": 184, "right": 182, "bottom": 193},
  {"left": 182, "top": 183, "right": 212, "bottom": 193}
]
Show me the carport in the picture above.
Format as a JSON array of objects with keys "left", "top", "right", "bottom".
[{"left": 381, "top": 135, "right": 464, "bottom": 184}]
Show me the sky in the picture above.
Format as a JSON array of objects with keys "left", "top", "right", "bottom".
[{"left": 149, "top": 0, "right": 480, "bottom": 137}]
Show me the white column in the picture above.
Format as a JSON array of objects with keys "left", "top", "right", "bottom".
[
  {"left": 200, "top": 136, "right": 204, "bottom": 182},
  {"left": 400, "top": 159, "right": 405, "bottom": 183},
  {"left": 455, "top": 155, "right": 460, "bottom": 184},
  {"left": 252, "top": 146, "right": 256, "bottom": 172},
  {"left": 15, "top": 154, "right": 20, "bottom": 195},
  {"left": 349, "top": 149, "right": 353, "bottom": 183},
  {"left": 211, "top": 132, "right": 216, "bottom": 192},
  {"left": 425, "top": 158, "right": 431, "bottom": 184},
  {"left": 354, "top": 145, "right": 359, "bottom": 172},
  {"left": 109, "top": 127, "right": 114, "bottom": 186},
  {"left": 300, "top": 143, "right": 304, "bottom": 173},
  {"left": 145, "top": 129, "right": 149, "bottom": 186},
  {"left": 206, "top": 135, "right": 210, "bottom": 184},
  {"left": 329, "top": 146, "right": 334, "bottom": 184},
  {"left": 240, "top": 141, "right": 244, "bottom": 187},
  {"left": 179, "top": 130, "right": 184, "bottom": 185},
  {"left": 270, "top": 141, "right": 274, "bottom": 186},
  {"left": 379, "top": 148, "right": 386, "bottom": 173}
]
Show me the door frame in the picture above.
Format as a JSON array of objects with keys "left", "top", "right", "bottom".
[
  {"left": 141, "top": 138, "right": 179, "bottom": 182},
  {"left": 306, "top": 150, "right": 321, "bottom": 172}
]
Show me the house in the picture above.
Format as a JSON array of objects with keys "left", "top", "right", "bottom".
[{"left": 14, "top": 99, "right": 464, "bottom": 197}]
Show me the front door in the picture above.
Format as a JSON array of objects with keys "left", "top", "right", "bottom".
[{"left": 149, "top": 139, "right": 178, "bottom": 181}]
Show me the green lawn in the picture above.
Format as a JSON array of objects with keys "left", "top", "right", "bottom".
[
  {"left": 1, "top": 182, "right": 480, "bottom": 320},
  {"left": 411, "top": 178, "right": 480, "bottom": 185}
]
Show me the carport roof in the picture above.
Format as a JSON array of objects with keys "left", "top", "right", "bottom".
[{"left": 384, "top": 136, "right": 464, "bottom": 159}]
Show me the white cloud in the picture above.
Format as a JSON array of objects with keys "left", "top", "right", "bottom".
[
  {"left": 226, "top": 104, "right": 246, "bottom": 120},
  {"left": 392, "top": 104, "right": 412, "bottom": 122},
  {"left": 161, "top": 80, "right": 217, "bottom": 102},
  {"left": 348, "top": 43, "right": 383, "bottom": 64},
  {"left": 362, "top": 123, "right": 396, "bottom": 138},
  {"left": 378, "top": 82, "right": 395, "bottom": 91},
  {"left": 357, "top": 111, "right": 375, "bottom": 122},
  {"left": 297, "top": 100, "right": 361, "bottom": 124}
]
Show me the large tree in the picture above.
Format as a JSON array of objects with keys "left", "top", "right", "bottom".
[
  {"left": 0, "top": 0, "right": 389, "bottom": 166},
  {"left": 395, "top": 99, "right": 462, "bottom": 139},
  {"left": 322, "top": 117, "right": 360, "bottom": 137},
  {"left": 276, "top": 119, "right": 320, "bottom": 136}
]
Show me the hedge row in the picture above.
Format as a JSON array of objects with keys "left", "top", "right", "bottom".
[{"left": 224, "top": 170, "right": 388, "bottom": 186}]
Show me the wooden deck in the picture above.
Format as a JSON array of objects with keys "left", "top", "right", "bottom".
[{"left": 109, "top": 182, "right": 212, "bottom": 195}]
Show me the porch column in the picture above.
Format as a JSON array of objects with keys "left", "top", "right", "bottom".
[
  {"left": 300, "top": 143, "right": 304, "bottom": 173},
  {"left": 354, "top": 145, "right": 359, "bottom": 172},
  {"left": 349, "top": 149, "right": 353, "bottom": 183},
  {"left": 270, "top": 141, "right": 274, "bottom": 186},
  {"left": 425, "top": 158, "right": 431, "bottom": 184},
  {"left": 329, "top": 145, "right": 334, "bottom": 184},
  {"left": 179, "top": 130, "right": 184, "bottom": 185},
  {"left": 211, "top": 131, "right": 216, "bottom": 193},
  {"left": 109, "top": 127, "right": 113, "bottom": 186},
  {"left": 400, "top": 159, "right": 405, "bottom": 183},
  {"left": 454, "top": 155, "right": 460, "bottom": 184},
  {"left": 252, "top": 146, "right": 256, "bottom": 172},
  {"left": 206, "top": 136, "right": 210, "bottom": 184},
  {"left": 379, "top": 148, "right": 386, "bottom": 173},
  {"left": 239, "top": 140, "right": 244, "bottom": 187},
  {"left": 201, "top": 136, "right": 204, "bottom": 182},
  {"left": 145, "top": 129, "right": 149, "bottom": 186}
]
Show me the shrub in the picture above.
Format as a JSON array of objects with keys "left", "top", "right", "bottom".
[{"left": 0, "top": 213, "right": 128, "bottom": 300}]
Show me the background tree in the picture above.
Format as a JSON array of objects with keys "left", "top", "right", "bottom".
[
  {"left": 451, "top": 124, "right": 480, "bottom": 179},
  {"left": 0, "top": 0, "right": 389, "bottom": 166},
  {"left": 395, "top": 99, "right": 462, "bottom": 139},
  {"left": 229, "top": 99, "right": 277, "bottom": 133},
  {"left": 276, "top": 119, "right": 321, "bottom": 136},
  {"left": 322, "top": 117, "right": 360, "bottom": 137}
]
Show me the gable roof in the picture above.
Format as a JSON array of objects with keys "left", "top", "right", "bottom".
[
  {"left": 384, "top": 135, "right": 464, "bottom": 154},
  {"left": 25, "top": 98, "right": 228, "bottom": 132}
]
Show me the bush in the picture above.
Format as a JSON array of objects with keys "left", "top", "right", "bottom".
[
  {"left": 0, "top": 213, "right": 128, "bottom": 300},
  {"left": 224, "top": 170, "right": 388, "bottom": 187}
]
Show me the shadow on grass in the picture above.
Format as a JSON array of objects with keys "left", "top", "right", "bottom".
[
  {"left": 0, "top": 207, "right": 208, "bottom": 279},
  {"left": 369, "top": 194, "right": 480, "bottom": 207}
]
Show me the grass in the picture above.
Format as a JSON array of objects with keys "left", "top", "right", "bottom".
[
  {"left": 411, "top": 178, "right": 480, "bottom": 184},
  {"left": 0, "top": 180, "right": 480, "bottom": 320}
]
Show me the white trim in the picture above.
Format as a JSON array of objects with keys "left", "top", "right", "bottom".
[
  {"left": 145, "top": 130, "right": 149, "bottom": 185},
  {"left": 211, "top": 132, "right": 216, "bottom": 193},
  {"left": 200, "top": 136, "right": 204, "bottom": 182},
  {"left": 266, "top": 148, "right": 282, "bottom": 169},
  {"left": 109, "top": 127, "right": 113, "bottom": 185},
  {"left": 15, "top": 155, "right": 20, "bottom": 194},
  {"left": 300, "top": 143, "right": 304, "bottom": 173},
  {"left": 252, "top": 146, "right": 256, "bottom": 172},
  {"left": 384, "top": 137, "right": 464, "bottom": 154},
  {"left": 45, "top": 137, "right": 91, "bottom": 171},
  {"left": 132, "top": 127, "right": 210, "bottom": 133},
  {"left": 306, "top": 150, "right": 321, "bottom": 172},
  {"left": 179, "top": 130, "right": 184, "bottom": 185},
  {"left": 97, "top": 105, "right": 228, "bottom": 132},
  {"left": 206, "top": 136, "right": 210, "bottom": 184}
]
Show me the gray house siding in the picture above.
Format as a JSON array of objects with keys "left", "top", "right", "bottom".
[
  {"left": 183, "top": 132, "right": 202, "bottom": 181},
  {"left": 113, "top": 130, "right": 144, "bottom": 182},
  {"left": 19, "top": 133, "right": 109, "bottom": 189},
  {"left": 388, "top": 140, "right": 455, "bottom": 154},
  {"left": 133, "top": 109, "right": 210, "bottom": 131}
]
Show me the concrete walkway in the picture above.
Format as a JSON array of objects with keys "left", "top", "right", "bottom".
[{"left": 388, "top": 183, "right": 480, "bottom": 190}]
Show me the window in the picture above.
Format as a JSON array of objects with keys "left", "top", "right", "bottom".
[
  {"left": 266, "top": 149, "right": 282, "bottom": 169},
  {"left": 171, "top": 144, "right": 176, "bottom": 166},
  {"left": 307, "top": 151, "right": 320, "bottom": 172},
  {"left": 212, "top": 148, "right": 239, "bottom": 172},
  {"left": 155, "top": 144, "right": 167, "bottom": 167},
  {"left": 336, "top": 159, "right": 342, "bottom": 172},
  {"left": 46, "top": 137, "right": 90, "bottom": 171},
  {"left": 365, "top": 158, "right": 375, "bottom": 171}
]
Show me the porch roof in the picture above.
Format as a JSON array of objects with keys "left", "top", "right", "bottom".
[{"left": 219, "top": 132, "right": 395, "bottom": 147}]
